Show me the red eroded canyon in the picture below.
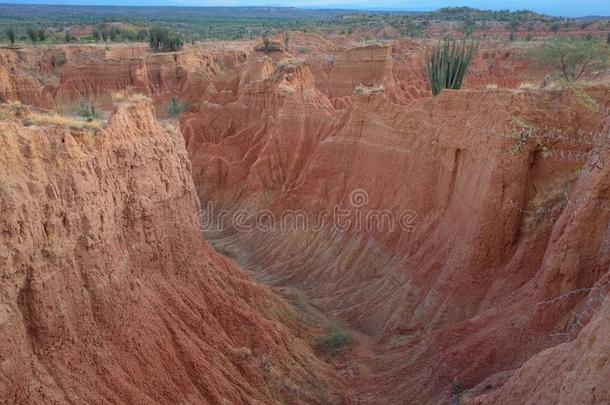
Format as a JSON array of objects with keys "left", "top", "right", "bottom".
[{"left": 1, "top": 32, "right": 609, "bottom": 405}]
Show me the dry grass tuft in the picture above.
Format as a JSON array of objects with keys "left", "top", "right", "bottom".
[
  {"left": 111, "top": 90, "right": 151, "bottom": 104},
  {"left": 1, "top": 102, "right": 102, "bottom": 132},
  {"left": 354, "top": 85, "right": 385, "bottom": 95},
  {"left": 28, "top": 112, "right": 101, "bottom": 130},
  {"left": 0, "top": 101, "right": 22, "bottom": 119},
  {"left": 277, "top": 57, "right": 307, "bottom": 71},
  {"left": 517, "top": 82, "right": 540, "bottom": 90}
]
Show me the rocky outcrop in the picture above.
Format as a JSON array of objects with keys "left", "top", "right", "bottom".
[
  {"left": 0, "top": 64, "right": 47, "bottom": 106},
  {"left": 180, "top": 57, "right": 339, "bottom": 202},
  {"left": 52, "top": 45, "right": 244, "bottom": 113},
  {"left": 317, "top": 44, "right": 393, "bottom": 99},
  {"left": 0, "top": 101, "right": 349, "bottom": 404}
]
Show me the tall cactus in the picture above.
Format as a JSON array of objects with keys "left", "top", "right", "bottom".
[{"left": 426, "top": 40, "right": 479, "bottom": 96}]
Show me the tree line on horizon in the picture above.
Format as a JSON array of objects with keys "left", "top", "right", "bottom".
[{"left": 1, "top": 6, "right": 609, "bottom": 45}]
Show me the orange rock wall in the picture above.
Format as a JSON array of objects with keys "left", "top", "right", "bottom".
[{"left": 0, "top": 102, "right": 349, "bottom": 404}]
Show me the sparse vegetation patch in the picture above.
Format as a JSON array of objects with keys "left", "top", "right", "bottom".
[
  {"left": 531, "top": 38, "right": 609, "bottom": 83},
  {"left": 314, "top": 327, "right": 350, "bottom": 355}
]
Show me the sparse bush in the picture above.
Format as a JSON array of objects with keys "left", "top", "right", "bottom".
[
  {"left": 509, "top": 115, "right": 550, "bottom": 158},
  {"left": 425, "top": 40, "right": 479, "bottom": 96},
  {"left": 315, "top": 327, "right": 350, "bottom": 355},
  {"left": 531, "top": 38, "right": 608, "bottom": 82},
  {"left": 78, "top": 99, "right": 98, "bottom": 120}
]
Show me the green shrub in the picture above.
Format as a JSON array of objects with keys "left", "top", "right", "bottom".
[
  {"left": 166, "top": 96, "right": 189, "bottom": 118},
  {"left": 425, "top": 40, "right": 478, "bottom": 96},
  {"left": 314, "top": 327, "right": 350, "bottom": 355}
]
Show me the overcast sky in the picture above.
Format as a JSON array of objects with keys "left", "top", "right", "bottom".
[{"left": 8, "top": 1, "right": 610, "bottom": 17}]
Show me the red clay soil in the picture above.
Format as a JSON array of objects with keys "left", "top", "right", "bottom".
[{"left": 1, "top": 38, "right": 609, "bottom": 404}]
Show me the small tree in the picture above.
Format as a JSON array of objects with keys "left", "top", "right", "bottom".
[
  {"left": 149, "top": 26, "right": 183, "bottom": 52},
  {"left": 38, "top": 28, "right": 46, "bottom": 42},
  {"left": 26, "top": 27, "right": 39, "bottom": 43},
  {"left": 6, "top": 27, "right": 15, "bottom": 45},
  {"left": 607, "top": 32, "right": 610, "bottom": 45},
  {"left": 426, "top": 40, "right": 479, "bottom": 96},
  {"left": 531, "top": 38, "right": 608, "bottom": 82}
]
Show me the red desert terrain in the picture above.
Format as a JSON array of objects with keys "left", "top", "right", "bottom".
[{"left": 1, "top": 31, "right": 609, "bottom": 404}]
